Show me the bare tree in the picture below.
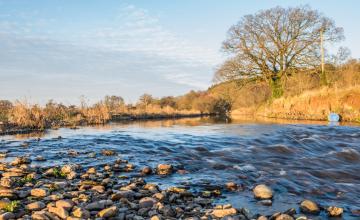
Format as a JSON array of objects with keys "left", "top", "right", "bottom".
[{"left": 220, "top": 5, "right": 344, "bottom": 97}]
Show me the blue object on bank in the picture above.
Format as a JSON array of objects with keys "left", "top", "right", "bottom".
[{"left": 328, "top": 113, "right": 340, "bottom": 122}]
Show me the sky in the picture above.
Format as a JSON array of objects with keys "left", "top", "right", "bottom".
[{"left": 0, "top": 0, "right": 359, "bottom": 105}]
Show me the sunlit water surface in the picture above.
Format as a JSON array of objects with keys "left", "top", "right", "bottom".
[{"left": 1, "top": 117, "right": 359, "bottom": 219}]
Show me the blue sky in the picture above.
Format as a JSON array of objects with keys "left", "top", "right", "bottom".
[{"left": 1, "top": 0, "right": 359, "bottom": 104}]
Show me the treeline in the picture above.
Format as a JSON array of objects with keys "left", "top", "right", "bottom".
[{"left": 0, "top": 92, "right": 231, "bottom": 132}]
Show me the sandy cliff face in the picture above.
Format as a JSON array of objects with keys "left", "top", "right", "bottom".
[{"left": 232, "top": 86, "right": 360, "bottom": 122}]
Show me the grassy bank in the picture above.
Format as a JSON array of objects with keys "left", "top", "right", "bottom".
[
  {"left": 231, "top": 86, "right": 360, "bottom": 122},
  {"left": 210, "top": 60, "right": 360, "bottom": 122}
]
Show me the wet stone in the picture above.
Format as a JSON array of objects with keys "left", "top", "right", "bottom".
[
  {"left": 327, "top": 206, "right": 343, "bottom": 217},
  {"left": 300, "top": 200, "right": 319, "bottom": 214},
  {"left": 253, "top": 184, "right": 273, "bottom": 200},
  {"left": 157, "top": 164, "right": 173, "bottom": 175}
]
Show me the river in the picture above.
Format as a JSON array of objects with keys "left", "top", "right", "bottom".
[{"left": 1, "top": 117, "right": 359, "bottom": 219}]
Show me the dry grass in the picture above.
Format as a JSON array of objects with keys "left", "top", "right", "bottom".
[{"left": 256, "top": 86, "right": 360, "bottom": 122}]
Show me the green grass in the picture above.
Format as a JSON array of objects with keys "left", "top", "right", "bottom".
[
  {"left": 52, "top": 167, "right": 67, "bottom": 178},
  {"left": 16, "top": 176, "right": 35, "bottom": 185},
  {"left": 2, "top": 200, "right": 20, "bottom": 212}
]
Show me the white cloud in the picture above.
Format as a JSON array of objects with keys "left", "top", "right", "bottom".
[{"left": 0, "top": 4, "right": 221, "bottom": 103}]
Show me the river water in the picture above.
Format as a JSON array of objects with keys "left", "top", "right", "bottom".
[{"left": 1, "top": 117, "right": 359, "bottom": 219}]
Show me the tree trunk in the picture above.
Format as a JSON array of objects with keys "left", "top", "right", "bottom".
[{"left": 269, "top": 76, "right": 283, "bottom": 99}]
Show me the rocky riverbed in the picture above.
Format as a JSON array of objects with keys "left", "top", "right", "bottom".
[{"left": 0, "top": 153, "right": 347, "bottom": 220}]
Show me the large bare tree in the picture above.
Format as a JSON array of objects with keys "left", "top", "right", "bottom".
[{"left": 218, "top": 6, "right": 344, "bottom": 97}]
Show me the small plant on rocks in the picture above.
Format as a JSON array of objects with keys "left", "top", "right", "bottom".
[
  {"left": 3, "top": 200, "right": 20, "bottom": 212},
  {"left": 52, "top": 167, "right": 67, "bottom": 178}
]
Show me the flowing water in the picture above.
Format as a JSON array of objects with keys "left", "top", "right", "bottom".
[{"left": 1, "top": 117, "right": 360, "bottom": 219}]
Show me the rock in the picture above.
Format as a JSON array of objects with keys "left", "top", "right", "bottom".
[
  {"left": 55, "top": 200, "right": 74, "bottom": 211},
  {"left": 0, "top": 189, "right": 16, "bottom": 199},
  {"left": 31, "top": 188, "right": 48, "bottom": 197},
  {"left": 327, "top": 206, "right": 343, "bottom": 217},
  {"left": 257, "top": 216, "right": 268, "bottom": 220},
  {"left": 0, "top": 178, "right": 14, "bottom": 188},
  {"left": 211, "top": 207, "right": 237, "bottom": 218},
  {"left": 275, "top": 214, "right": 294, "bottom": 220},
  {"left": 48, "top": 206, "right": 69, "bottom": 219},
  {"left": 92, "top": 185, "right": 105, "bottom": 193},
  {"left": 253, "top": 184, "right": 273, "bottom": 199},
  {"left": 157, "top": 164, "right": 173, "bottom": 175},
  {"left": 61, "top": 164, "right": 78, "bottom": 174},
  {"left": 139, "top": 197, "right": 157, "bottom": 209},
  {"left": 141, "top": 166, "right": 153, "bottom": 175},
  {"left": 225, "top": 182, "right": 238, "bottom": 191},
  {"left": 111, "top": 190, "right": 135, "bottom": 200},
  {"left": 97, "top": 206, "right": 118, "bottom": 218},
  {"left": 2, "top": 172, "right": 24, "bottom": 178},
  {"left": 162, "top": 206, "right": 176, "bottom": 217},
  {"left": 150, "top": 216, "right": 161, "bottom": 220},
  {"left": 26, "top": 201, "right": 46, "bottom": 211},
  {"left": 85, "top": 200, "right": 113, "bottom": 210},
  {"left": 35, "top": 156, "right": 46, "bottom": 161},
  {"left": 0, "top": 212, "right": 15, "bottom": 220},
  {"left": 300, "top": 200, "right": 319, "bottom": 214},
  {"left": 153, "top": 193, "right": 165, "bottom": 201},
  {"left": 259, "top": 199, "right": 272, "bottom": 206},
  {"left": 66, "top": 171, "right": 77, "bottom": 180},
  {"left": 87, "top": 167, "right": 96, "bottom": 174},
  {"left": 31, "top": 211, "right": 51, "bottom": 220},
  {"left": 101, "top": 149, "right": 116, "bottom": 156},
  {"left": 10, "top": 156, "right": 31, "bottom": 166},
  {"left": 72, "top": 207, "right": 90, "bottom": 219}
]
